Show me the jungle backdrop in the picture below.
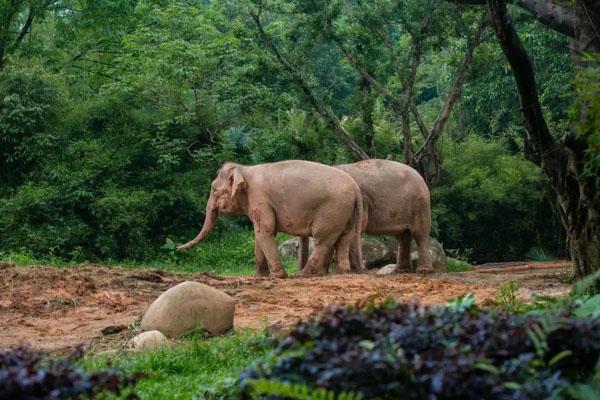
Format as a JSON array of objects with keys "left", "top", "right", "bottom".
[{"left": 0, "top": 0, "right": 597, "bottom": 268}]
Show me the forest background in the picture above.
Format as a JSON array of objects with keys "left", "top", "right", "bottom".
[{"left": 1, "top": 0, "right": 597, "bottom": 271}]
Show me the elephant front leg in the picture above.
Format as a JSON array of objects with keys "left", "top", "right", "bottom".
[
  {"left": 252, "top": 208, "right": 288, "bottom": 278},
  {"left": 254, "top": 241, "right": 270, "bottom": 277}
]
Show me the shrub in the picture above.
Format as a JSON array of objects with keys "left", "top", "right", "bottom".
[
  {"left": 240, "top": 301, "right": 600, "bottom": 399},
  {"left": 432, "top": 136, "right": 558, "bottom": 263},
  {"left": 0, "top": 347, "right": 138, "bottom": 399}
]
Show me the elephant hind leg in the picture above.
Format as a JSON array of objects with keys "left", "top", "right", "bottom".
[
  {"left": 333, "top": 229, "right": 353, "bottom": 274},
  {"left": 298, "top": 236, "right": 310, "bottom": 271},
  {"left": 302, "top": 236, "right": 336, "bottom": 276},
  {"left": 414, "top": 233, "right": 433, "bottom": 273},
  {"left": 396, "top": 231, "right": 413, "bottom": 272},
  {"left": 349, "top": 235, "right": 365, "bottom": 273}
]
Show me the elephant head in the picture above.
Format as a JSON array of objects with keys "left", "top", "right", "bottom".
[{"left": 177, "top": 163, "right": 247, "bottom": 251}]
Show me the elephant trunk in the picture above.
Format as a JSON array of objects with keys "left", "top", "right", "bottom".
[{"left": 177, "top": 195, "right": 218, "bottom": 251}]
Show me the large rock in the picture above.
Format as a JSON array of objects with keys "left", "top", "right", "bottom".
[
  {"left": 128, "top": 330, "right": 169, "bottom": 352},
  {"left": 141, "top": 281, "right": 235, "bottom": 338},
  {"left": 278, "top": 236, "right": 392, "bottom": 268},
  {"left": 279, "top": 236, "right": 447, "bottom": 272},
  {"left": 410, "top": 238, "right": 447, "bottom": 272},
  {"left": 362, "top": 236, "right": 394, "bottom": 268}
]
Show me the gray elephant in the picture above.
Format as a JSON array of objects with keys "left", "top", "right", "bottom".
[
  {"left": 299, "top": 159, "right": 432, "bottom": 273},
  {"left": 177, "top": 161, "right": 364, "bottom": 278}
]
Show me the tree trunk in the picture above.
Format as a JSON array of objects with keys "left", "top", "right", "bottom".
[
  {"left": 360, "top": 77, "right": 377, "bottom": 158},
  {"left": 487, "top": 0, "right": 600, "bottom": 278}
]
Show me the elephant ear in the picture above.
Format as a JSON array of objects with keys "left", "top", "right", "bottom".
[{"left": 230, "top": 167, "right": 246, "bottom": 199}]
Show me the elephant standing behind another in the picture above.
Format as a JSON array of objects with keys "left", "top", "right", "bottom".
[{"left": 299, "top": 159, "right": 432, "bottom": 273}]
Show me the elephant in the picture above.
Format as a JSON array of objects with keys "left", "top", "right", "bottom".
[
  {"left": 299, "top": 159, "right": 432, "bottom": 273},
  {"left": 177, "top": 160, "right": 364, "bottom": 278}
]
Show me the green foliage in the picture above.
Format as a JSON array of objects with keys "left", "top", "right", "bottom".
[
  {"left": 85, "top": 330, "right": 275, "bottom": 399},
  {"left": 446, "top": 292, "right": 476, "bottom": 312},
  {"left": 494, "top": 280, "right": 522, "bottom": 312},
  {"left": 0, "top": 0, "right": 575, "bottom": 265},
  {"left": 573, "top": 55, "right": 600, "bottom": 178},
  {"left": 432, "top": 135, "right": 555, "bottom": 263},
  {"left": 526, "top": 247, "right": 556, "bottom": 262},
  {"left": 246, "top": 379, "right": 363, "bottom": 400},
  {"left": 446, "top": 257, "right": 474, "bottom": 272},
  {"left": 0, "top": 66, "right": 63, "bottom": 189},
  {"left": 572, "top": 269, "right": 600, "bottom": 298}
]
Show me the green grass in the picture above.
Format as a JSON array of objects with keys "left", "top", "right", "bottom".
[
  {"left": 525, "top": 247, "right": 556, "bottom": 262},
  {"left": 84, "top": 330, "right": 275, "bottom": 399},
  {"left": 0, "top": 230, "right": 299, "bottom": 276},
  {"left": 446, "top": 257, "right": 474, "bottom": 272}
]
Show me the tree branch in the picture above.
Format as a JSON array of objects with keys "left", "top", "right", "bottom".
[
  {"left": 250, "top": 9, "right": 369, "bottom": 160},
  {"left": 8, "top": 5, "right": 33, "bottom": 52},
  {"left": 450, "top": 0, "right": 576, "bottom": 37},
  {"left": 416, "top": 13, "right": 487, "bottom": 160},
  {"left": 485, "top": 0, "right": 564, "bottom": 185}
]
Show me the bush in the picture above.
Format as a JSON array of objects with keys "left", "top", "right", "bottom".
[
  {"left": 432, "top": 136, "right": 558, "bottom": 263},
  {"left": 240, "top": 301, "right": 600, "bottom": 399},
  {"left": 0, "top": 347, "right": 138, "bottom": 399}
]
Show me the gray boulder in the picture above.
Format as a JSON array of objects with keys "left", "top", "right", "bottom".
[
  {"left": 141, "top": 281, "right": 235, "bottom": 338},
  {"left": 410, "top": 238, "right": 447, "bottom": 272},
  {"left": 279, "top": 236, "right": 392, "bottom": 268},
  {"left": 279, "top": 236, "right": 447, "bottom": 272}
]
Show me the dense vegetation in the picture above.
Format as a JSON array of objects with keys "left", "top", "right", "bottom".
[
  {"left": 239, "top": 297, "right": 600, "bottom": 399},
  {"left": 1, "top": 0, "right": 588, "bottom": 267},
  {"left": 0, "top": 346, "right": 138, "bottom": 399}
]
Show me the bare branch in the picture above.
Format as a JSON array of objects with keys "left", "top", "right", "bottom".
[
  {"left": 416, "top": 13, "right": 488, "bottom": 160},
  {"left": 485, "top": 0, "right": 563, "bottom": 181},
  {"left": 450, "top": 0, "right": 576, "bottom": 37},
  {"left": 8, "top": 6, "right": 33, "bottom": 52},
  {"left": 250, "top": 8, "right": 369, "bottom": 160}
]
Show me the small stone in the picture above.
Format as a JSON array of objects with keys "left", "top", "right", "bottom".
[
  {"left": 101, "top": 324, "right": 128, "bottom": 335},
  {"left": 127, "top": 330, "right": 169, "bottom": 352},
  {"left": 376, "top": 264, "right": 398, "bottom": 276}
]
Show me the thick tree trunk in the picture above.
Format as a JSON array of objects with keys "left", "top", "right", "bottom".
[{"left": 487, "top": 0, "right": 600, "bottom": 278}]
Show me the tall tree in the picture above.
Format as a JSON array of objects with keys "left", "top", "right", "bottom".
[
  {"left": 453, "top": 0, "right": 599, "bottom": 277},
  {"left": 0, "top": 0, "right": 59, "bottom": 70}
]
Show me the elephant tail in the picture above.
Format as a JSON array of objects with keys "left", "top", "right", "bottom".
[{"left": 352, "top": 186, "right": 365, "bottom": 272}]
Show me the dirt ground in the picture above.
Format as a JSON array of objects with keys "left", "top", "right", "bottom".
[{"left": 0, "top": 261, "right": 571, "bottom": 352}]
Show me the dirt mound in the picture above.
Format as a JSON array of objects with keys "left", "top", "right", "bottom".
[{"left": 0, "top": 262, "right": 571, "bottom": 352}]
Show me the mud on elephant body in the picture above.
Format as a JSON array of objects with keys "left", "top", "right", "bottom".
[
  {"left": 177, "top": 160, "right": 364, "bottom": 278},
  {"left": 299, "top": 159, "right": 432, "bottom": 273}
]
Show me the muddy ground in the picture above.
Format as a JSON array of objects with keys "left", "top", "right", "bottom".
[{"left": 0, "top": 261, "right": 571, "bottom": 352}]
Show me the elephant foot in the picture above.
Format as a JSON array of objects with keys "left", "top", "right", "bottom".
[
  {"left": 255, "top": 270, "right": 270, "bottom": 277},
  {"left": 272, "top": 269, "right": 288, "bottom": 279},
  {"left": 417, "top": 267, "right": 434, "bottom": 275},
  {"left": 334, "top": 268, "right": 352, "bottom": 275},
  {"left": 301, "top": 267, "right": 325, "bottom": 277}
]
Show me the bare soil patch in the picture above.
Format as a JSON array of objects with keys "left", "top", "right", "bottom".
[{"left": 0, "top": 261, "right": 571, "bottom": 352}]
